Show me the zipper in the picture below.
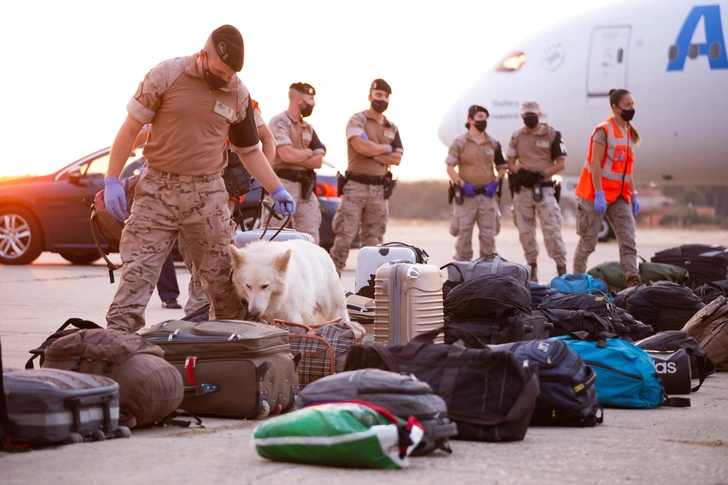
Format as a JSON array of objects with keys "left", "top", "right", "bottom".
[
  {"left": 583, "top": 360, "right": 643, "bottom": 381},
  {"left": 156, "top": 344, "right": 291, "bottom": 361}
]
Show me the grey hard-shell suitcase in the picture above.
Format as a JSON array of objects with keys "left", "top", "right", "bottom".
[
  {"left": 298, "top": 368, "right": 457, "bottom": 455},
  {"left": 444, "top": 254, "right": 531, "bottom": 288},
  {"left": 234, "top": 227, "right": 314, "bottom": 248},
  {"left": 2, "top": 334, "right": 129, "bottom": 446},
  {"left": 374, "top": 263, "right": 445, "bottom": 345},
  {"left": 356, "top": 242, "right": 429, "bottom": 297},
  {"left": 142, "top": 319, "right": 300, "bottom": 419}
]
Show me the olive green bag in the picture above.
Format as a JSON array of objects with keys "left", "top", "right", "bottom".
[{"left": 588, "top": 257, "right": 689, "bottom": 292}]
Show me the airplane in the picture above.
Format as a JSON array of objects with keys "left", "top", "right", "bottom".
[{"left": 438, "top": 0, "right": 728, "bottom": 188}]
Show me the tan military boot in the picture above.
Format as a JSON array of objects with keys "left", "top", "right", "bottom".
[
  {"left": 529, "top": 263, "right": 538, "bottom": 283},
  {"left": 557, "top": 264, "right": 567, "bottom": 276}
]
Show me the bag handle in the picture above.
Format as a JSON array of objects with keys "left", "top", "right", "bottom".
[
  {"left": 399, "top": 327, "right": 486, "bottom": 360},
  {"left": 369, "top": 345, "right": 402, "bottom": 373},
  {"left": 440, "top": 263, "right": 465, "bottom": 284},
  {"left": 567, "top": 330, "right": 618, "bottom": 348},
  {"left": 690, "top": 279, "right": 726, "bottom": 297},
  {"left": 25, "top": 318, "right": 102, "bottom": 369},
  {"left": 380, "top": 242, "right": 429, "bottom": 263},
  {"left": 288, "top": 334, "right": 337, "bottom": 377}
]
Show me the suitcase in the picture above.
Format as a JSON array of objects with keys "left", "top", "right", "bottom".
[
  {"left": 374, "top": 263, "right": 445, "bottom": 345},
  {"left": 142, "top": 319, "right": 300, "bottom": 419},
  {"left": 355, "top": 242, "right": 428, "bottom": 297},
  {"left": 651, "top": 244, "right": 728, "bottom": 284},
  {"left": 443, "top": 253, "right": 531, "bottom": 288},
  {"left": 2, "top": 335, "right": 129, "bottom": 447},
  {"left": 235, "top": 227, "right": 314, "bottom": 248}
]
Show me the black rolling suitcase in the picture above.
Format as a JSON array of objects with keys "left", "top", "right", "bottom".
[
  {"left": 651, "top": 244, "right": 728, "bottom": 284},
  {"left": 1, "top": 337, "right": 130, "bottom": 448}
]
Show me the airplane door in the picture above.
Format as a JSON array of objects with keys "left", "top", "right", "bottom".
[{"left": 587, "top": 26, "right": 631, "bottom": 97}]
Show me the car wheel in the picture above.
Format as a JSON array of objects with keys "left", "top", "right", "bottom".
[
  {"left": 0, "top": 205, "right": 44, "bottom": 265},
  {"left": 597, "top": 219, "right": 615, "bottom": 242},
  {"left": 59, "top": 251, "right": 102, "bottom": 265}
]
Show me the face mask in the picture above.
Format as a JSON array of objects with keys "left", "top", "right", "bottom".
[
  {"left": 473, "top": 119, "right": 488, "bottom": 132},
  {"left": 371, "top": 99, "right": 389, "bottom": 113},
  {"left": 523, "top": 115, "right": 539, "bottom": 129},
  {"left": 202, "top": 58, "right": 228, "bottom": 90},
  {"left": 300, "top": 102, "right": 314, "bottom": 118},
  {"left": 619, "top": 108, "right": 635, "bottom": 122}
]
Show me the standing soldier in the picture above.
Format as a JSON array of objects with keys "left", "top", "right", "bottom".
[
  {"left": 329, "top": 79, "right": 403, "bottom": 274},
  {"left": 507, "top": 100, "right": 568, "bottom": 282},
  {"left": 446, "top": 105, "right": 507, "bottom": 261},
  {"left": 267, "top": 83, "right": 326, "bottom": 242},
  {"left": 103, "top": 25, "right": 295, "bottom": 332}
]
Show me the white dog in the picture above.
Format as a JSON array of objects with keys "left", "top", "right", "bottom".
[{"left": 228, "top": 240, "right": 350, "bottom": 325}]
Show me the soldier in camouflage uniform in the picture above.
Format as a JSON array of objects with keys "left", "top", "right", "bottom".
[
  {"left": 103, "top": 25, "right": 295, "bottom": 332},
  {"left": 266, "top": 83, "right": 326, "bottom": 243},
  {"left": 446, "top": 105, "right": 507, "bottom": 261},
  {"left": 507, "top": 100, "right": 568, "bottom": 282},
  {"left": 329, "top": 79, "right": 403, "bottom": 274}
]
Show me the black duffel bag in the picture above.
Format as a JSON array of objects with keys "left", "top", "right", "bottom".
[
  {"left": 651, "top": 244, "right": 728, "bottom": 284},
  {"left": 538, "top": 309, "right": 619, "bottom": 337},
  {"left": 615, "top": 308, "right": 654, "bottom": 341},
  {"left": 529, "top": 281, "right": 559, "bottom": 310},
  {"left": 538, "top": 292, "right": 630, "bottom": 338},
  {"left": 691, "top": 279, "right": 728, "bottom": 305},
  {"left": 626, "top": 281, "right": 705, "bottom": 333},
  {"left": 344, "top": 327, "right": 539, "bottom": 443}
]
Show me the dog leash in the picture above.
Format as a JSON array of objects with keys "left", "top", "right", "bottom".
[{"left": 259, "top": 200, "right": 291, "bottom": 241}]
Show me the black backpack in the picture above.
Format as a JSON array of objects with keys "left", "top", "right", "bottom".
[
  {"left": 651, "top": 244, "right": 728, "bottom": 284},
  {"left": 538, "top": 292, "right": 629, "bottom": 338},
  {"left": 615, "top": 308, "right": 654, "bottom": 341},
  {"left": 490, "top": 339, "right": 602, "bottom": 427},
  {"left": 529, "top": 281, "right": 559, "bottom": 310},
  {"left": 691, "top": 279, "right": 728, "bottom": 305},
  {"left": 444, "top": 274, "right": 532, "bottom": 344},
  {"left": 538, "top": 309, "right": 622, "bottom": 338},
  {"left": 626, "top": 281, "right": 705, "bottom": 333},
  {"left": 634, "top": 330, "right": 715, "bottom": 391}
]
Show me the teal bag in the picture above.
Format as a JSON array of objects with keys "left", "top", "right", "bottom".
[
  {"left": 553, "top": 333, "right": 689, "bottom": 409},
  {"left": 550, "top": 273, "right": 609, "bottom": 295}
]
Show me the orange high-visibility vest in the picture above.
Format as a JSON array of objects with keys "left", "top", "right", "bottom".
[{"left": 575, "top": 118, "right": 634, "bottom": 204}]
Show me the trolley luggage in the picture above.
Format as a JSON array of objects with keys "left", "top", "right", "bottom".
[
  {"left": 142, "top": 319, "right": 299, "bottom": 419},
  {"left": 356, "top": 242, "right": 428, "bottom": 298},
  {"left": 235, "top": 227, "right": 314, "bottom": 248},
  {"left": 651, "top": 244, "right": 728, "bottom": 284},
  {"left": 373, "top": 263, "right": 445, "bottom": 345},
  {"left": 2, "top": 338, "right": 129, "bottom": 447}
]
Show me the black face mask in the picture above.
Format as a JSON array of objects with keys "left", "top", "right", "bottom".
[
  {"left": 202, "top": 58, "right": 228, "bottom": 90},
  {"left": 300, "top": 102, "right": 314, "bottom": 118},
  {"left": 473, "top": 119, "right": 488, "bottom": 132},
  {"left": 371, "top": 99, "right": 389, "bottom": 113},
  {"left": 619, "top": 108, "right": 635, "bottom": 122},
  {"left": 523, "top": 115, "right": 539, "bottom": 129}
]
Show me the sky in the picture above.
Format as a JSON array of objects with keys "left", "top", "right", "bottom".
[{"left": 0, "top": 0, "right": 625, "bottom": 180}]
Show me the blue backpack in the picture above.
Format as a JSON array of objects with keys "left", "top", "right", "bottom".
[
  {"left": 553, "top": 333, "right": 690, "bottom": 409},
  {"left": 550, "top": 274, "right": 609, "bottom": 295}
]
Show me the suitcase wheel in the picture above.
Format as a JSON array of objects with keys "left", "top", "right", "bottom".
[
  {"left": 114, "top": 426, "right": 132, "bottom": 439},
  {"left": 91, "top": 429, "right": 106, "bottom": 442},
  {"left": 257, "top": 400, "right": 271, "bottom": 420},
  {"left": 64, "top": 433, "right": 84, "bottom": 445}
]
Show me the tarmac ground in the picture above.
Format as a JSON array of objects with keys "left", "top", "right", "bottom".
[{"left": 1, "top": 221, "right": 727, "bottom": 484}]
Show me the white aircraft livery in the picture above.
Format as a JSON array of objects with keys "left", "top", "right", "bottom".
[{"left": 438, "top": 0, "right": 728, "bottom": 185}]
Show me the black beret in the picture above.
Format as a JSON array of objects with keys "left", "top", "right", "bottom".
[
  {"left": 210, "top": 25, "right": 244, "bottom": 71},
  {"left": 370, "top": 78, "right": 392, "bottom": 95},
  {"left": 290, "top": 82, "right": 316, "bottom": 95},
  {"left": 468, "top": 105, "right": 489, "bottom": 118}
]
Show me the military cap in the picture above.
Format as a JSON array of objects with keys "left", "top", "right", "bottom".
[
  {"left": 290, "top": 82, "right": 316, "bottom": 95},
  {"left": 370, "top": 78, "right": 392, "bottom": 94},
  {"left": 210, "top": 25, "right": 244, "bottom": 71},
  {"left": 521, "top": 100, "right": 541, "bottom": 114}
]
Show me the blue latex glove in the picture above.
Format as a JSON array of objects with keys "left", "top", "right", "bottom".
[
  {"left": 631, "top": 194, "right": 640, "bottom": 216},
  {"left": 271, "top": 185, "right": 296, "bottom": 217},
  {"left": 387, "top": 145, "right": 393, "bottom": 154},
  {"left": 104, "top": 177, "right": 128, "bottom": 223},
  {"left": 361, "top": 132, "right": 369, "bottom": 141},
  {"left": 485, "top": 180, "right": 499, "bottom": 198},
  {"left": 460, "top": 183, "right": 477, "bottom": 197},
  {"left": 594, "top": 190, "right": 608, "bottom": 215}
]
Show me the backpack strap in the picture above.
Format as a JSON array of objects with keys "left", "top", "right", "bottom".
[
  {"left": 154, "top": 409, "right": 205, "bottom": 428},
  {"left": 369, "top": 345, "right": 402, "bottom": 373},
  {"left": 90, "top": 216, "right": 121, "bottom": 284},
  {"left": 440, "top": 263, "right": 465, "bottom": 284}
]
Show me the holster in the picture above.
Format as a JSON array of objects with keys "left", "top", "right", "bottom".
[
  {"left": 336, "top": 171, "right": 347, "bottom": 197},
  {"left": 300, "top": 170, "right": 316, "bottom": 200},
  {"left": 496, "top": 177, "right": 503, "bottom": 202},
  {"left": 507, "top": 171, "right": 521, "bottom": 196},
  {"left": 448, "top": 182, "right": 454, "bottom": 205},
  {"left": 554, "top": 180, "right": 562, "bottom": 203},
  {"left": 383, "top": 171, "right": 397, "bottom": 200}
]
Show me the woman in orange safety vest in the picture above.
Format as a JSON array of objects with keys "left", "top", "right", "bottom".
[{"left": 573, "top": 89, "right": 642, "bottom": 288}]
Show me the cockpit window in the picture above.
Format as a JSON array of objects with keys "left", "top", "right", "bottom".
[{"left": 496, "top": 51, "right": 526, "bottom": 72}]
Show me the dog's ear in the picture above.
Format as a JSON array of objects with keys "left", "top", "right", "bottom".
[
  {"left": 273, "top": 249, "right": 292, "bottom": 273},
  {"left": 229, "top": 244, "right": 245, "bottom": 266}
]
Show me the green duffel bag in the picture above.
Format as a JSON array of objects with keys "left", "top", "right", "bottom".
[{"left": 588, "top": 258, "right": 689, "bottom": 292}]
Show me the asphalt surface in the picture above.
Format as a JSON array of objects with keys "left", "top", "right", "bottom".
[{"left": 1, "top": 221, "right": 727, "bottom": 484}]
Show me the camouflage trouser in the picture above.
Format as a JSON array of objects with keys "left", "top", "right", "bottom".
[
  {"left": 449, "top": 194, "right": 500, "bottom": 261},
  {"left": 106, "top": 171, "right": 245, "bottom": 332},
  {"left": 264, "top": 178, "right": 321, "bottom": 243},
  {"left": 181, "top": 200, "right": 237, "bottom": 315},
  {"left": 573, "top": 196, "right": 638, "bottom": 279},
  {"left": 329, "top": 180, "right": 388, "bottom": 271},
  {"left": 513, "top": 187, "right": 567, "bottom": 266}
]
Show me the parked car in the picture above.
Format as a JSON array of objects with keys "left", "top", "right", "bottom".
[{"left": 0, "top": 147, "right": 346, "bottom": 265}]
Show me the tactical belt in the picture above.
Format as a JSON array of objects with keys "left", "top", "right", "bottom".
[
  {"left": 274, "top": 168, "right": 316, "bottom": 183},
  {"left": 148, "top": 167, "right": 223, "bottom": 183},
  {"left": 346, "top": 172, "right": 387, "bottom": 185}
]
